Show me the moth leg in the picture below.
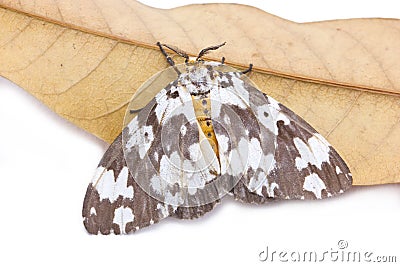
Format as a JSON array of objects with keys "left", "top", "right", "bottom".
[
  {"left": 129, "top": 108, "right": 143, "bottom": 114},
  {"left": 156, "top": 42, "right": 181, "bottom": 75},
  {"left": 220, "top": 57, "right": 225, "bottom": 64},
  {"left": 197, "top": 42, "right": 226, "bottom": 60},
  {"left": 241, "top": 63, "right": 253, "bottom": 75}
]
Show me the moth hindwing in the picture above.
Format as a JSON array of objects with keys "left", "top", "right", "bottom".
[{"left": 82, "top": 43, "right": 352, "bottom": 235}]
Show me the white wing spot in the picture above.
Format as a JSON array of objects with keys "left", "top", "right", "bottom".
[
  {"left": 125, "top": 125, "right": 154, "bottom": 159},
  {"left": 217, "top": 134, "right": 229, "bottom": 155},
  {"left": 90, "top": 207, "right": 97, "bottom": 216},
  {"left": 226, "top": 138, "right": 249, "bottom": 177},
  {"left": 188, "top": 143, "right": 201, "bottom": 161},
  {"left": 95, "top": 166, "right": 134, "bottom": 202},
  {"left": 294, "top": 135, "right": 330, "bottom": 170},
  {"left": 265, "top": 96, "right": 294, "bottom": 134},
  {"left": 248, "top": 138, "right": 262, "bottom": 170},
  {"left": 157, "top": 203, "right": 170, "bottom": 218},
  {"left": 210, "top": 77, "right": 248, "bottom": 115},
  {"left": 256, "top": 104, "right": 277, "bottom": 135},
  {"left": 154, "top": 86, "right": 194, "bottom": 123},
  {"left": 267, "top": 96, "right": 281, "bottom": 111},
  {"left": 218, "top": 88, "right": 247, "bottom": 109},
  {"left": 113, "top": 206, "right": 134, "bottom": 234},
  {"left": 223, "top": 114, "right": 231, "bottom": 125},
  {"left": 253, "top": 175, "right": 279, "bottom": 197},
  {"left": 303, "top": 173, "right": 326, "bottom": 199},
  {"left": 158, "top": 153, "right": 181, "bottom": 185},
  {"left": 180, "top": 125, "right": 187, "bottom": 136},
  {"left": 336, "top": 166, "right": 342, "bottom": 174},
  {"left": 268, "top": 182, "right": 279, "bottom": 197},
  {"left": 276, "top": 112, "right": 290, "bottom": 125},
  {"left": 154, "top": 89, "right": 168, "bottom": 123},
  {"left": 164, "top": 191, "right": 184, "bottom": 206},
  {"left": 150, "top": 175, "right": 164, "bottom": 194}
]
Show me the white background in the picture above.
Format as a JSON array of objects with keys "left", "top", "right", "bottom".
[{"left": 0, "top": 1, "right": 399, "bottom": 267}]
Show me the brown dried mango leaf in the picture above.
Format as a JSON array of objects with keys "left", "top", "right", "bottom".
[{"left": 0, "top": 0, "right": 399, "bottom": 186}]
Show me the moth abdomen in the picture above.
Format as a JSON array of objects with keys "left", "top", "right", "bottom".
[{"left": 191, "top": 92, "right": 220, "bottom": 159}]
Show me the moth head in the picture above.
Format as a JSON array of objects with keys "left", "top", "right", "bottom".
[
  {"left": 186, "top": 56, "right": 199, "bottom": 64},
  {"left": 180, "top": 62, "right": 220, "bottom": 95},
  {"left": 157, "top": 42, "right": 226, "bottom": 64}
]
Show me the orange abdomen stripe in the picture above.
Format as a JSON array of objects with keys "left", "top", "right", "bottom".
[{"left": 191, "top": 95, "right": 219, "bottom": 158}]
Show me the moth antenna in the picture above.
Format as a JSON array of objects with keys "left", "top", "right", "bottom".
[
  {"left": 156, "top": 42, "right": 181, "bottom": 75},
  {"left": 161, "top": 43, "right": 190, "bottom": 62},
  {"left": 196, "top": 42, "right": 226, "bottom": 61}
]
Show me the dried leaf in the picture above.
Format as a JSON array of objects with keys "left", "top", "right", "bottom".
[{"left": 0, "top": 0, "right": 399, "bottom": 186}]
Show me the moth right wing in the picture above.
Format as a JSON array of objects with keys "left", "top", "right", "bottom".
[
  {"left": 230, "top": 86, "right": 353, "bottom": 204},
  {"left": 209, "top": 71, "right": 352, "bottom": 204}
]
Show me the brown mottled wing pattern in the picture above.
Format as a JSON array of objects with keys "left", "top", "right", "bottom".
[
  {"left": 83, "top": 134, "right": 164, "bottom": 234},
  {"left": 83, "top": 134, "right": 217, "bottom": 234},
  {"left": 82, "top": 82, "right": 218, "bottom": 235},
  {"left": 231, "top": 92, "right": 352, "bottom": 204},
  {"left": 83, "top": 61, "right": 352, "bottom": 234}
]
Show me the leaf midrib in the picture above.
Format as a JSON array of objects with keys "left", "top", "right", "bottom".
[{"left": 1, "top": 4, "right": 399, "bottom": 97}]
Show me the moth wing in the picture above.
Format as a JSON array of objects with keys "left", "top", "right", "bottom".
[
  {"left": 83, "top": 83, "right": 218, "bottom": 235},
  {"left": 210, "top": 72, "right": 276, "bottom": 193},
  {"left": 210, "top": 71, "right": 351, "bottom": 203},
  {"left": 231, "top": 88, "right": 352, "bottom": 203},
  {"left": 83, "top": 134, "right": 166, "bottom": 234}
]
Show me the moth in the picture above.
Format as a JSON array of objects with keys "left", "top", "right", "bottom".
[{"left": 82, "top": 42, "right": 352, "bottom": 235}]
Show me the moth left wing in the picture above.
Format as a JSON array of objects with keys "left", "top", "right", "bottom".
[
  {"left": 83, "top": 81, "right": 220, "bottom": 234},
  {"left": 83, "top": 134, "right": 169, "bottom": 234},
  {"left": 83, "top": 133, "right": 218, "bottom": 234}
]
